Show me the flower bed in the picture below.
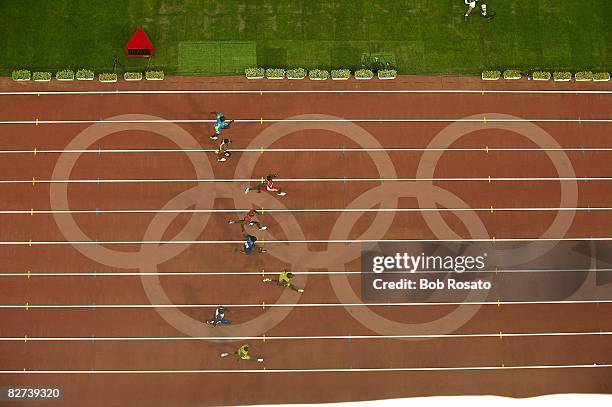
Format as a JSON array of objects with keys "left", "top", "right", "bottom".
[
  {"left": 481, "top": 70, "right": 501, "bottom": 80},
  {"left": 99, "top": 73, "right": 117, "bottom": 82},
  {"left": 265, "top": 68, "right": 285, "bottom": 79},
  {"left": 553, "top": 71, "right": 571, "bottom": 82},
  {"left": 145, "top": 71, "right": 164, "bottom": 80},
  {"left": 593, "top": 72, "right": 610, "bottom": 82},
  {"left": 11, "top": 69, "right": 31, "bottom": 81},
  {"left": 56, "top": 69, "right": 74, "bottom": 81},
  {"left": 309, "top": 69, "right": 329, "bottom": 80},
  {"left": 76, "top": 69, "right": 94, "bottom": 81},
  {"left": 575, "top": 71, "right": 593, "bottom": 81},
  {"left": 532, "top": 71, "right": 551, "bottom": 81},
  {"left": 245, "top": 67, "right": 264, "bottom": 79},
  {"left": 124, "top": 72, "right": 143, "bottom": 81},
  {"left": 378, "top": 69, "right": 397, "bottom": 80},
  {"left": 503, "top": 69, "right": 521, "bottom": 80},
  {"left": 287, "top": 68, "right": 306, "bottom": 80},
  {"left": 331, "top": 69, "right": 350, "bottom": 80},
  {"left": 32, "top": 72, "right": 52, "bottom": 82},
  {"left": 355, "top": 69, "right": 374, "bottom": 80}
]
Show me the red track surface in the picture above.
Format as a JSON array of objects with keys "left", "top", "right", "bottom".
[{"left": 0, "top": 75, "right": 610, "bottom": 406}]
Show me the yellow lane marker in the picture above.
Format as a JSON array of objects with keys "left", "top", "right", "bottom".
[
  {"left": 32, "top": 177, "right": 36, "bottom": 186},
  {"left": 28, "top": 239, "right": 32, "bottom": 247},
  {"left": 485, "top": 145, "right": 489, "bottom": 153},
  {"left": 262, "top": 334, "right": 266, "bottom": 343},
  {"left": 24, "top": 335, "right": 27, "bottom": 343},
  {"left": 25, "top": 302, "right": 29, "bottom": 311},
  {"left": 34, "top": 147, "right": 37, "bottom": 156},
  {"left": 260, "top": 147, "right": 264, "bottom": 155},
  {"left": 488, "top": 175, "right": 491, "bottom": 183},
  {"left": 490, "top": 205, "right": 494, "bottom": 213},
  {"left": 30, "top": 208, "right": 34, "bottom": 216},
  {"left": 35, "top": 118, "right": 39, "bottom": 126},
  {"left": 262, "top": 301, "right": 266, "bottom": 310},
  {"left": 493, "top": 236, "right": 496, "bottom": 244},
  {"left": 499, "top": 331, "right": 503, "bottom": 339},
  {"left": 497, "top": 299, "right": 501, "bottom": 307},
  {"left": 483, "top": 116, "right": 487, "bottom": 124},
  {"left": 260, "top": 117, "right": 263, "bottom": 124},
  {"left": 27, "top": 270, "right": 30, "bottom": 279}
]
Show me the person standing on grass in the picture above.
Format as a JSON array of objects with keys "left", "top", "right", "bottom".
[
  {"left": 245, "top": 174, "right": 287, "bottom": 196},
  {"left": 464, "top": 0, "right": 478, "bottom": 20},
  {"left": 263, "top": 269, "right": 305, "bottom": 293},
  {"left": 210, "top": 112, "right": 234, "bottom": 140},
  {"left": 206, "top": 306, "right": 231, "bottom": 327},
  {"left": 215, "top": 138, "right": 232, "bottom": 162},
  {"left": 228, "top": 208, "right": 267, "bottom": 230}
]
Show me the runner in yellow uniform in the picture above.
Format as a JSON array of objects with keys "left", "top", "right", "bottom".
[{"left": 263, "top": 269, "right": 304, "bottom": 293}]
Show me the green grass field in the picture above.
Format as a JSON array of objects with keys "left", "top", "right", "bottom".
[{"left": 1, "top": 0, "right": 610, "bottom": 76}]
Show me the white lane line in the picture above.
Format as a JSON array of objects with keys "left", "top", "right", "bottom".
[
  {"left": 1, "top": 89, "right": 612, "bottom": 95},
  {"left": 1, "top": 207, "right": 611, "bottom": 215},
  {"left": 2, "top": 331, "right": 610, "bottom": 342},
  {"left": 0, "top": 118, "right": 610, "bottom": 125},
  {"left": 3, "top": 147, "right": 612, "bottom": 155},
  {"left": 1, "top": 300, "right": 610, "bottom": 309},
  {"left": 1, "top": 237, "right": 612, "bottom": 246},
  {"left": 4, "top": 177, "right": 612, "bottom": 184},
  {"left": 3, "top": 364, "right": 611, "bottom": 374},
  {"left": 4, "top": 147, "right": 612, "bottom": 154},
  {"left": 1, "top": 268, "right": 610, "bottom": 277}
]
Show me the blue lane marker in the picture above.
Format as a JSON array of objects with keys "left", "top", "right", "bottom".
[
  {"left": 96, "top": 208, "right": 99, "bottom": 216},
  {"left": 92, "top": 303, "right": 96, "bottom": 311}
]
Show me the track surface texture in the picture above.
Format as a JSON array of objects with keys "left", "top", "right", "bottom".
[{"left": 0, "top": 75, "right": 611, "bottom": 406}]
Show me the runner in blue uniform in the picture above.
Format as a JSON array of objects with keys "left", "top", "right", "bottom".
[{"left": 210, "top": 112, "right": 233, "bottom": 140}]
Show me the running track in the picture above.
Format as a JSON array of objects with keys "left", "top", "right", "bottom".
[{"left": 0, "top": 76, "right": 610, "bottom": 406}]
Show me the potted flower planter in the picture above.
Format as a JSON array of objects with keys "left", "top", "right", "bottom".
[
  {"left": 99, "top": 74, "right": 118, "bottom": 83},
  {"left": 331, "top": 70, "right": 350, "bottom": 80},
  {"left": 574, "top": 72, "right": 593, "bottom": 82},
  {"left": 378, "top": 70, "right": 397, "bottom": 80},
  {"left": 76, "top": 70, "right": 94, "bottom": 81},
  {"left": 32, "top": 72, "right": 52, "bottom": 82},
  {"left": 481, "top": 71, "right": 501, "bottom": 81},
  {"left": 124, "top": 72, "right": 143, "bottom": 81}
]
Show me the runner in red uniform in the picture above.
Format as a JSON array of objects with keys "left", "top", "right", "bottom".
[
  {"left": 244, "top": 174, "right": 286, "bottom": 196},
  {"left": 228, "top": 209, "right": 267, "bottom": 230}
]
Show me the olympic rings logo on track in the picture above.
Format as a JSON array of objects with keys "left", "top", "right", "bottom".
[{"left": 50, "top": 113, "right": 579, "bottom": 340}]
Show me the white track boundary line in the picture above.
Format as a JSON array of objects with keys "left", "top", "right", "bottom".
[
  {"left": 4, "top": 177, "right": 612, "bottom": 184},
  {"left": 1, "top": 89, "right": 612, "bottom": 95},
  {"left": 2, "top": 331, "right": 610, "bottom": 342},
  {"left": 0, "top": 118, "right": 611, "bottom": 125},
  {"left": 1, "top": 207, "right": 611, "bottom": 215},
  {"left": 1, "top": 268, "right": 610, "bottom": 277},
  {"left": 1, "top": 237, "right": 612, "bottom": 246},
  {"left": 4, "top": 147, "right": 612, "bottom": 154},
  {"left": 1, "top": 300, "right": 610, "bottom": 309},
  {"left": 2, "top": 364, "right": 611, "bottom": 374}
]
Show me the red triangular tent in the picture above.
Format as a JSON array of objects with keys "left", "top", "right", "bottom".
[{"left": 124, "top": 28, "right": 154, "bottom": 58}]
